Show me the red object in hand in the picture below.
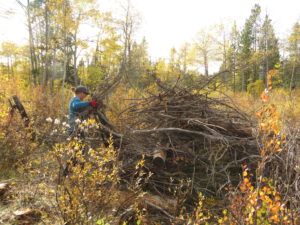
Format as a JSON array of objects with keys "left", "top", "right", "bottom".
[{"left": 89, "top": 99, "right": 98, "bottom": 108}]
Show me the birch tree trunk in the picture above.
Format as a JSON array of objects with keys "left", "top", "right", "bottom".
[
  {"left": 290, "top": 60, "right": 296, "bottom": 91},
  {"left": 25, "top": 0, "right": 38, "bottom": 85},
  {"left": 43, "top": 2, "right": 50, "bottom": 87},
  {"left": 73, "top": 32, "right": 78, "bottom": 86},
  {"left": 204, "top": 52, "right": 209, "bottom": 76},
  {"left": 51, "top": 49, "right": 56, "bottom": 94}
]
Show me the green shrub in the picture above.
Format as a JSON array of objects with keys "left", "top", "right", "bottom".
[{"left": 247, "top": 80, "right": 265, "bottom": 97}]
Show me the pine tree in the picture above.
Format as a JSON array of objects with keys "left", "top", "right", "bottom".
[
  {"left": 258, "top": 14, "right": 280, "bottom": 86},
  {"left": 127, "top": 38, "right": 152, "bottom": 89},
  {"left": 287, "top": 22, "right": 300, "bottom": 89},
  {"left": 226, "top": 22, "right": 240, "bottom": 92},
  {"left": 239, "top": 4, "right": 261, "bottom": 91}
]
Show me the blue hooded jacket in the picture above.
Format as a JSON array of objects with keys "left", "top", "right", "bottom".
[{"left": 68, "top": 96, "right": 90, "bottom": 133}]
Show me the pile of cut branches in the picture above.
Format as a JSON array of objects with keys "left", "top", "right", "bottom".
[{"left": 113, "top": 84, "right": 260, "bottom": 222}]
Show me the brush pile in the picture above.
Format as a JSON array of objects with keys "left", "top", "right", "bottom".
[{"left": 111, "top": 84, "right": 261, "bottom": 222}]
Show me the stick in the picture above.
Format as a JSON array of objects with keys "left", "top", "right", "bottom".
[{"left": 132, "top": 127, "right": 226, "bottom": 141}]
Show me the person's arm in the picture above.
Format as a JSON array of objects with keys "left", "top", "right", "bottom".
[{"left": 71, "top": 98, "right": 90, "bottom": 110}]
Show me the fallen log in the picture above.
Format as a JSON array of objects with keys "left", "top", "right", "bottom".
[
  {"left": 8, "top": 95, "right": 30, "bottom": 127},
  {"left": 132, "top": 127, "right": 227, "bottom": 142},
  {"left": 140, "top": 193, "right": 177, "bottom": 216},
  {"left": 14, "top": 208, "right": 42, "bottom": 224},
  {"left": 0, "top": 183, "right": 9, "bottom": 199}
]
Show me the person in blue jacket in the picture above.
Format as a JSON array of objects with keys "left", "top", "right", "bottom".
[{"left": 68, "top": 86, "right": 98, "bottom": 134}]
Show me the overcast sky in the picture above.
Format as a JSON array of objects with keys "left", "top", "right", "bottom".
[{"left": 0, "top": 0, "right": 299, "bottom": 60}]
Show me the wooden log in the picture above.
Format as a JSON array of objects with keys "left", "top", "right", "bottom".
[
  {"left": 153, "top": 149, "right": 166, "bottom": 168},
  {"left": 0, "top": 183, "right": 9, "bottom": 198},
  {"left": 14, "top": 208, "right": 42, "bottom": 224},
  {"left": 140, "top": 193, "right": 177, "bottom": 217},
  {"left": 132, "top": 127, "right": 226, "bottom": 141},
  {"left": 9, "top": 95, "right": 30, "bottom": 127}
]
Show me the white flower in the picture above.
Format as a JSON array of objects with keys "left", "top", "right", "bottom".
[
  {"left": 62, "top": 122, "right": 67, "bottom": 126},
  {"left": 54, "top": 118, "right": 60, "bottom": 125},
  {"left": 46, "top": 117, "right": 53, "bottom": 123},
  {"left": 65, "top": 124, "right": 70, "bottom": 128},
  {"left": 50, "top": 129, "right": 58, "bottom": 135},
  {"left": 75, "top": 118, "right": 81, "bottom": 124}
]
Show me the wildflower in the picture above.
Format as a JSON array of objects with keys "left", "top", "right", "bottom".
[
  {"left": 62, "top": 122, "right": 67, "bottom": 126},
  {"left": 46, "top": 117, "right": 53, "bottom": 123},
  {"left": 54, "top": 118, "right": 60, "bottom": 125},
  {"left": 75, "top": 118, "right": 81, "bottom": 124},
  {"left": 50, "top": 129, "right": 58, "bottom": 135}
]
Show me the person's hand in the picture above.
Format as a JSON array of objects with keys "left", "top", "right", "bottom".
[{"left": 89, "top": 99, "right": 98, "bottom": 108}]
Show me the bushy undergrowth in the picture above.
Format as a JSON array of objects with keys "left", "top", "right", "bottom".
[{"left": 1, "top": 76, "right": 300, "bottom": 224}]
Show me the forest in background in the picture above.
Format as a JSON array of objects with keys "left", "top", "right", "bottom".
[
  {"left": 0, "top": 1, "right": 300, "bottom": 224},
  {"left": 0, "top": 1, "right": 299, "bottom": 94}
]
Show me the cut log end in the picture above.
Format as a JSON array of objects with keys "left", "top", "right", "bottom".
[{"left": 153, "top": 150, "right": 166, "bottom": 169}]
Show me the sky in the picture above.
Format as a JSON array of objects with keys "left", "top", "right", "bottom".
[
  {"left": 131, "top": 0, "right": 300, "bottom": 59},
  {"left": 0, "top": 0, "right": 299, "bottom": 61}
]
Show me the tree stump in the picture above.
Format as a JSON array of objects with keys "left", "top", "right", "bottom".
[{"left": 8, "top": 95, "right": 30, "bottom": 127}]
